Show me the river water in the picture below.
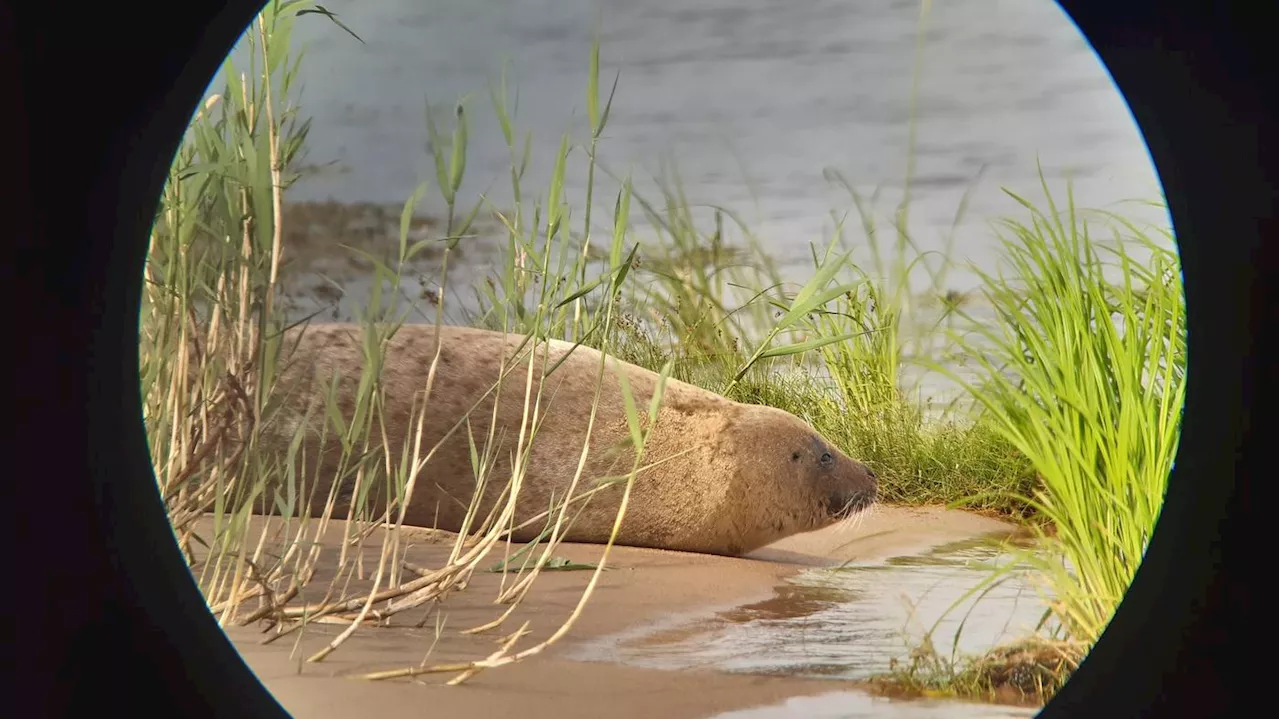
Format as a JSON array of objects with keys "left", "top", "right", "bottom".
[
  {"left": 214, "top": 0, "right": 1171, "bottom": 294},
  {"left": 202, "top": 0, "right": 1179, "bottom": 417}
]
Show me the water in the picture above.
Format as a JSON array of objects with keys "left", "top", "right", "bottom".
[
  {"left": 570, "top": 538, "right": 1058, "bottom": 682},
  {"left": 206, "top": 0, "right": 1177, "bottom": 412},
  {"left": 213, "top": 0, "right": 1171, "bottom": 296},
  {"left": 706, "top": 691, "right": 1037, "bottom": 719}
]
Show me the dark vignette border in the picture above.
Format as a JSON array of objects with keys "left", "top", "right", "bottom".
[
  {"left": 1040, "top": 0, "right": 1271, "bottom": 715},
  {"left": 4, "top": 0, "right": 1271, "bottom": 717}
]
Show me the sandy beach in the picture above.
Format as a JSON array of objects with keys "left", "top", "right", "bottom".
[{"left": 216, "top": 505, "right": 1020, "bottom": 719}]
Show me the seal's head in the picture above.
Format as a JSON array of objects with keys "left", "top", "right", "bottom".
[{"left": 719, "top": 404, "right": 878, "bottom": 553}]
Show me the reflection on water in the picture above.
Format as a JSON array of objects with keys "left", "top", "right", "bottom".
[{"left": 571, "top": 538, "right": 1059, "bottom": 682}]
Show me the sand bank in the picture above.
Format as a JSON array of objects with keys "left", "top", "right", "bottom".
[{"left": 215, "top": 505, "right": 1019, "bottom": 719}]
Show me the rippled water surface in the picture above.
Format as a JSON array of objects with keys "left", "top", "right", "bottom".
[
  {"left": 217, "top": 0, "right": 1170, "bottom": 291},
  {"left": 213, "top": 0, "right": 1175, "bottom": 411}
]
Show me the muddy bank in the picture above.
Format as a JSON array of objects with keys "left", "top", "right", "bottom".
[
  {"left": 210, "top": 506, "right": 1027, "bottom": 718},
  {"left": 272, "top": 200, "right": 504, "bottom": 324},
  {"left": 269, "top": 200, "right": 999, "bottom": 329}
]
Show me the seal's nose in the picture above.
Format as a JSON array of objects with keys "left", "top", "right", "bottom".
[
  {"left": 828, "top": 486, "right": 876, "bottom": 518},
  {"left": 822, "top": 456, "right": 879, "bottom": 519},
  {"left": 852, "top": 462, "right": 878, "bottom": 512},
  {"left": 859, "top": 461, "right": 878, "bottom": 491}
]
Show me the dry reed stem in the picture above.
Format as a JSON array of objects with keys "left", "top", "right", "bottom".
[
  {"left": 439, "top": 621, "right": 533, "bottom": 686},
  {"left": 257, "top": 17, "right": 286, "bottom": 331}
]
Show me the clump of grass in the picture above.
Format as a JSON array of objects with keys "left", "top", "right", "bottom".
[
  {"left": 563, "top": 189, "right": 1039, "bottom": 515},
  {"left": 869, "top": 635, "right": 1087, "bottom": 707},
  {"left": 849, "top": 179, "right": 1181, "bottom": 708},
  {"left": 934, "top": 177, "right": 1186, "bottom": 649},
  {"left": 139, "top": 0, "right": 317, "bottom": 605},
  {"left": 142, "top": 13, "right": 693, "bottom": 685}
]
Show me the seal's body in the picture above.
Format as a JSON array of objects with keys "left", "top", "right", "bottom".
[{"left": 259, "top": 322, "right": 877, "bottom": 556}]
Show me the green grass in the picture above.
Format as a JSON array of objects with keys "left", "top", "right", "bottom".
[
  {"left": 139, "top": 0, "right": 1185, "bottom": 699},
  {"left": 868, "top": 635, "right": 1087, "bottom": 707},
  {"left": 863, "top": 181, "right": 1184, "bottom": 705},
  {"left": 935, "top": 183, "right": 1186, "bottom": 647}
]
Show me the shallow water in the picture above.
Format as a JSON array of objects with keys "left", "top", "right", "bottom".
[
  {"left": 571, "top": 536, "right": 1058, "bottom": 695},
  {"left": 706, "top": 691, "right": 1036, "bottom": 719}
]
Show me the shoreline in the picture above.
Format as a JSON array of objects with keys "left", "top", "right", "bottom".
[{"left": 214, "top": 505, "right": 1025, "bottom": 719}]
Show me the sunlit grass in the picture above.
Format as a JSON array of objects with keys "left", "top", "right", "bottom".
[{"left": 932, "top": 179, "right": 1185, "bottom": 647}]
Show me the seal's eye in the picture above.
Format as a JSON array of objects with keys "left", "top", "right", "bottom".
[{"left": 820, "top": 451, "right": 833, "bottom": 466}]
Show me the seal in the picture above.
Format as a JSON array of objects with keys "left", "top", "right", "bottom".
[{"left": 257, "top": 322, "right": 878, "bottom": 557}]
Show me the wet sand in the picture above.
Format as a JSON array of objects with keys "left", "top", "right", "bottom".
[{"left": 217, "top": 505, "right": 1019, "bottom": 719}]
